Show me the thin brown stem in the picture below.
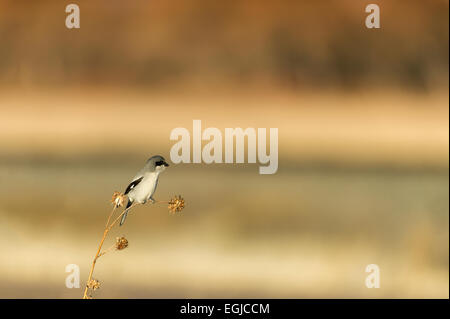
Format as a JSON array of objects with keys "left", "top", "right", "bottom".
[
  {"left": 107, "top": 202, "right": 140, "bottom": 231},
  {"left": 105, "top": 206, "right": 117, "bottom": 228},
  {"left": 98, "top": 243, "right": 116, "bottom": 257},
  {"left": 82, "top": 202, "right": 141, "bottom": 299},
  {"left": 82, "top": 227, "right": 109, "bottom": 299}
]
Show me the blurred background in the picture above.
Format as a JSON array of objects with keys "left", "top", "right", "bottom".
[{"left": 0, "top": 0, "right": 448, "bottom": 298}]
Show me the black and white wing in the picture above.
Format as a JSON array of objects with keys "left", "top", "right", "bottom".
[{"left": 124, "top": 176, "right": 143, "bottom": 195}]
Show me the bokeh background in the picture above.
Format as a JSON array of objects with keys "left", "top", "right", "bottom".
[{"left": 0, "top": 0, "right": 448, "bottom": 298}]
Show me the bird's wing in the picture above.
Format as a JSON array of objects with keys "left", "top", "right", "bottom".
[{"left": 124, "top": 176, "right": 144, "bottom": 195}]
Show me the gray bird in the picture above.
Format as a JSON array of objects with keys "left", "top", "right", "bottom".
[{"left": 120, "top": 155, "right": 169, "bottom": 226}]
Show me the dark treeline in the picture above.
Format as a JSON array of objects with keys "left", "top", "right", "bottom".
[{"left": 0, "top": 0, "right": 448, "bottom": 90}]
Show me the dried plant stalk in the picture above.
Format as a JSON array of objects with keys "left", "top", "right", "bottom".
[
  {"left": 82, "top": 192, "right": 137, "bottom": 299},
  {"left": 82, "top": 193, "right": 185, "bottom": 299}
]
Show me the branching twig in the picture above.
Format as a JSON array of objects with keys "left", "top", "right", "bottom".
[
  {"left": 82, "top": 193, "right": 185, "bottom": 299},
  {"left": 82, "top": 202, "right": 138, "bottom": 299}
]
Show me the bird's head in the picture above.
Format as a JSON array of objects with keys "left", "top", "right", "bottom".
[{"left": 147, "top": 155, "right": 170, "bottom": 173}]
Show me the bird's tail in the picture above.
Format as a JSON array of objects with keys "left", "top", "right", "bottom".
[{"left": 120, "top": 200, "right": 133, "bottom": 226}]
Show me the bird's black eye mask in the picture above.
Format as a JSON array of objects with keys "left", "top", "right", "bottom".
[{"left": 155, "top": 160, "right": 169, "bottom": 167}]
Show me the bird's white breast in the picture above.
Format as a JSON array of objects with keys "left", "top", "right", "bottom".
[{"left": 129, "top": 172, "right": 159, "bottom": 203}]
